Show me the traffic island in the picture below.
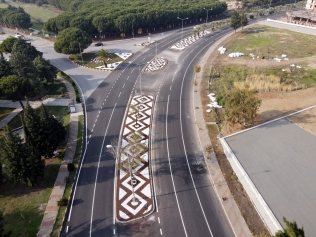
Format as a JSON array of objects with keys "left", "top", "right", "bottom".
[
  {"left": 143, "top": 57, "right": 168, "bottom": 72},
  {"left": 116, "top": 95, "right": 154, "bottom": 222},
  {"left": 170, "top": 31, "right": 210, "bottom": 50}
]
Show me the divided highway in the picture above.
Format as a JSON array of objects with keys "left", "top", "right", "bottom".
[{"left": 61, "top": 25, "right": 236, "bottom": 237}]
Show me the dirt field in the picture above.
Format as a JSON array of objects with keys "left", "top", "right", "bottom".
[
  {"left": 287, "top": 106, "right": 316, "bottom": 136},
  {"left": 201, "top": 23, "right": 316, "bottom": 236}
]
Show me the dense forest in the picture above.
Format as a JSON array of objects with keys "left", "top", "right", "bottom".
[{"left": 43, "top": 0, "right": 227, "bottom": 36}]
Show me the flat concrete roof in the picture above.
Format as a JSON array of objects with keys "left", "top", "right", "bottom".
[{"left": 225, "top": 118, "right": 316, "bottom": 235}]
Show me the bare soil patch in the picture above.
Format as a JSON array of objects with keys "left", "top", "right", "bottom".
[
  {"left": 287, "top": 107, "right": 316, "bottom": 136},
  {"left": 201, "top": 24, "right": 316, "bottom": 236}
]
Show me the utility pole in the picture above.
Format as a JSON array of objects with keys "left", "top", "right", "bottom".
[
  {"left": 177, "top": 17, "right": 188, "bottom": 44},
  {"left": 203, "top": 7, "right": 213, "bottom": 25},
  {"left": 155, "top": 40, "right": 158, "bottom": 64},
  {"left": 138, "top": 64, "right": 143, "bottom": 102},
  {"left": 77, "top": 42, "right": 84, "bottom": 65}
]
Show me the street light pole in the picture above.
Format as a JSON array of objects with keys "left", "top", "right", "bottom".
[
  {"left": 78, "top": 42, "right": 84, "bottom": 65},
  {"left": 177, "top": 17, "right": 188, "bottom": 43},
  {"left": 203, "top": 7, "right": 212, "bottom": 25},
  {"left": 155, "top": 40, "right": 158, "bottom": 64},
  {"left": 138, "top": 64, "right": 142, "bottom": 100},
  {"left": 132, "top": 19, "right": 134, "bottom": 39}
]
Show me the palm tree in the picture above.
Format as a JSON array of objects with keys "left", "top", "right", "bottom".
[
  {"left": 96, "top": 49, "right": 111, "bottom": 68},
  {"left": 201, "top": 23, "right": 207, "bottom": 34}
]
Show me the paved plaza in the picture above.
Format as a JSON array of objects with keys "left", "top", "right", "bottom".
[{"left": 223, "top": 117, "right": 316, "bottom": 235}]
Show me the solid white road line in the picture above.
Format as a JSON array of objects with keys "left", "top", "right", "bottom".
[
  {"left": 90, "top": 103, "right": 117, "bottom": 237},
  {"left": 166, "top": 95, "right": 188, "bottom": 237},
  {"left": 66, "top": 226, "right": 69, "bottom": 233},
  {"left": 178, "top": 40, "right": 216, "bottom": 237}
]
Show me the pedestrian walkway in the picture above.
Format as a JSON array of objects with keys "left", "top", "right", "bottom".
[
  {"left": 33, "top": 77, "right": 83, "bottom": 237},
  {"left": 193, "top": 30, "right": 252, "bottom": 236}
]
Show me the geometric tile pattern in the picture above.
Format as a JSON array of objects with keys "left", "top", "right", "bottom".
[
  {"left": 144, "top": 57, "right": 168, "bottom": 72},
  {"left": 116, "top": 95, "right": 154, "bottom": 222},
  {"left": 170, "top": 30, "right": 210, "bottom": 50}
]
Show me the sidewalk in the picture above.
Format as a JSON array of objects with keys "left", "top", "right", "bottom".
[
  {"left": 37, "top": 78, "right": 83, "bottom": 237},
  {"left": 193, "top": 31, "right": 252, "bottom": 236}
]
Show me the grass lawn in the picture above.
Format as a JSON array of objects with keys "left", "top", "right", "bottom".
[
  {"left": 0, "top": 107, "right": 15, "bottom": 121},
  {"left": 57, "top": 72, "right": 81, "bottom": 103},
  {"left": 0, "top": 107, "right": 69, "bottom": 237},
  {"left": 3, "top": 106, "right": 69, "bottom": 131},
  {"left": 52, "top": 115, "right": 84, "bottom": 236},
  {"left": 226, "top": 25, "right": 316, "bottom": 59},
  {"left": 45, "top": 79, "right": 69, "bottom": 98},
  {"left": 4, "top": 0, "right": 60, "bottom": 22},
  {"left": 69, "top": 52, "right": 122, "bottom": 69},
  {"left": 31, "top": 21, "right": 44, "bottom": 31}
]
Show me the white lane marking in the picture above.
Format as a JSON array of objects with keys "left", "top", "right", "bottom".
[
  {"left": 179, "top": 41, "right": 216, "bottom": 237},
  {"left": 158, "top": 217, "right": 160, "bottom": 224},
  {"left": 127, "top": 76, "right": 129, "bottom": 80},
  {"left": 118, "top": 92, "right": 121, "bottom": 98},
  {"left": 103, "top": 102, "right": 105, "bottom": 105},
  {"left": 99, "top": 111, "right": 101, "bottom": 114},
  {"left": 170, "top": 86, "right": 172, "bottom": 90},
  {"left": 93, "top": 123, "right": 95, "bottom": 128},
  {"left": 90, "top": 103, "right": 117, "bottom": 237},
  {"left": 66, "top": 226, "right": 69, "bottom": 233},
  {"left": 91, "top": 129, "right": 94, "bottom": 133},
  {"left": 131, "top": 69, "right": 134, "bottom": 73},
  {"left": 89, "top": 135, "right": 91, "bottom": 139},
  {"left": 160, "top": 229, "right": 162, "bottom": 235},
  {"left": 166, "top": 95, "right": 188, "bottom": 237},
  {"left": 113, "top": 229, "right": 115, "bottom": 235},
  {"left": 97, "top": 114, "right": 99, "bottom": 119}
]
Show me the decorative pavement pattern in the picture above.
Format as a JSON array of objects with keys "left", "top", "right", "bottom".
[
  {"left": 170, "top": 31, "right": 210, "bottom": 50},
  {"left": 143, "top": 57, "right": 168, "bottom": 72},
  {"left": 116, "top": 95, "right": 154, "bottom": 222},
  {"left": 95, "top": 52, "right": 132, "bottom": 70}
]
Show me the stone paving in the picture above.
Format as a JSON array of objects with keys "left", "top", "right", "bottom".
[
  {"left": 170, "top": 31, "right": 210, "bottom": 50},
  {"left": 116, "top": 95, "right": 154, "bottom": 222}
]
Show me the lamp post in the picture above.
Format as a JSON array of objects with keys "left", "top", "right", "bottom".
[
  {"left": 138, "top": 64, "right": 143, "bottom": 101},
  {"left": 177, "top": 17, "right": 188, "bottom": 43},
  {"left": 203, "top": 7, "right": 212, "bottom": 25},
  {"left": 99, "top": 30, "right": 102, "bottom": 41},
  {"left": 74, "top": 41, "right": 84, "bottom": 65},
  {"left": 132, "top": 19, "right": 134, "bottom": 39}
]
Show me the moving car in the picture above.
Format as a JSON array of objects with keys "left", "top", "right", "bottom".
[{"left": 95, "top": 42, "right": 103, "bottom": 46}]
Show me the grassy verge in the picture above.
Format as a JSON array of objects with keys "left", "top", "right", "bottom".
[
  {"left": 69, "top": 52, "right": 122, "bottom": 69},
  {"left": 0, "top": 108, "right": 70, "bottom": 237},
  {"left": 0, "top": 107, "right": 15, "bottom": 121},
  {"left": 3, "top": 106, "right": 69, "bottom": 131},
  {"left": 31, "top": 22, "right": 44, "bottom": 31},
  {"left": 45, "top": 79, "right": 69, "bottom": 98},
  {"left": 226, "top": 25, "right": 316, "bottom": 59},
  {"left": 58, "top": 72, "right": 81, "bottom": 103},
  {"left": 52, "top": 115, "right": 84, "bottom": 237}
]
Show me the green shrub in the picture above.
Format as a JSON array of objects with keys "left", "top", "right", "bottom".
[
  {"left": 249, "top": 14, "right": 254, "bottom": 19},
  {"left": 57, "top": 198, "right": 68, "bottom": 207},
  {"left": 67, "top": 163, "right": 75, "bottom": 172}
]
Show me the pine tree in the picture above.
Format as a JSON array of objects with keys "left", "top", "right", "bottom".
[
  {"left": 38, "top": 105, "right": 66, "bottom": 157},
  {"left": 0, "top": 125, "right": 43, "bottom": 186},
  {"left": 240, "top": 11, "right": 248, "bottom": 30},
  {"left": 230, "top": 10, "right": 241, "bottom": 33},
  {"left": 275, "top": 217, "right": 304, "bottom": 237},
  {"left": 23, "top": 100, "right": 45, "bottom": 154}
]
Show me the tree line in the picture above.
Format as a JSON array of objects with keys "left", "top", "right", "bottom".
[
  {"left": 0, "top": 37, "right": 66, "bottom": 186},
  {"left": 43, "top": 0, "right": 227, "bottom": 35},
  {"left": 0, "top": 5, "right": 32, "bottom": 29}
]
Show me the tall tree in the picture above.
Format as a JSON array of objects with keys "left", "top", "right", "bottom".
[
  {"left": 0, "top": 54, "right": 11, "bottom": 78},
  {"left": 38, "top": 104, "right": 66, "bottom": 157},
  {"left": 0, "top": 125, "right": 44, "bottom": 186},
  {"left": 0, "top": 75, "right": 32, "bottom": 109},
  {"left": 95, "top": 49, "right": 111, "bottom": 68},
  {"left": 9, "top": 52, "right": 39, "bottom": 82},
  {"left": 33, "top": 56, "right": 57, "bottom": 83},
  {"left": 11, "top": 38, "right": 42, "bottom": 61},
  {"left": 230, "top": 10, "right": 241, "bottom": 33},
  {"left": 225, "top": 87, "right": 261, "bottom": 125},
  {"left": 275, "top": 217, "right": 304, "bottom": 237},
  {"left": 54, "top": 27, "right": 92, "bottom": 54},
  {"left": 0, "top": 36, "right": 18, "bottom": 53}
]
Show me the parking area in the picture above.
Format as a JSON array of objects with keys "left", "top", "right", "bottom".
[{"left": 223, "top": 118, "right": 316, "bottom": 235}]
